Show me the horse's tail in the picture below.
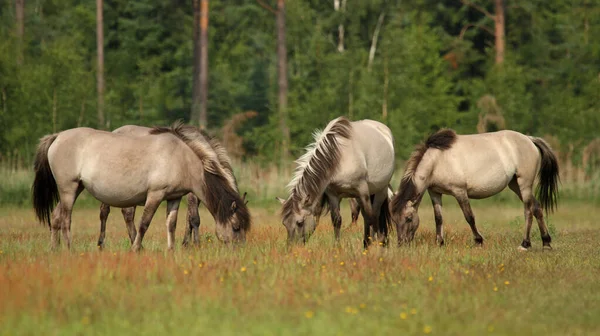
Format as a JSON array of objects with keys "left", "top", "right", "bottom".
[
  {"left": 32, "top": 134, "right": 59, "bottom": 227},
  {"left": 530, "top": 137, "right": 560, "bottom": 213},
  {"left": 380, "top": 196, "right": 393, "bottom": 234}
]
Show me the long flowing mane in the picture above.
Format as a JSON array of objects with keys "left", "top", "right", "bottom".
[
  {"left": 150, "top": 121, "right": 250, "bottom": 230},
  {"left": 282, "top": 117, "right": 352, "bottom": 220},
  {"left": 391, "top": 128, "right": 457, "bottom": 214}
]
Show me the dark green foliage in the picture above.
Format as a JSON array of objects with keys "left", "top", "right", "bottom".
[{"left": 0, "top": 0, "right": 598, "bottom": 165}]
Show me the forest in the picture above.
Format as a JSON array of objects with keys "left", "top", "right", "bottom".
[{"left": 0, "top": 0, "right": 599, "bottom": 177}]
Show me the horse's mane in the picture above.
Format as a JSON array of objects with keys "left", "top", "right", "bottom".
[
  {"left": 282, "top": 117, "right": 352, "bottom": 220},
  {"left": 150, "top": 121, "right": 250, "bottom": 230},
  {"left": 391, "top": 128, "right": 457, "bottom": 213},
  {"left": 199, "top": 129, "right": 238, "bottom": 191}
]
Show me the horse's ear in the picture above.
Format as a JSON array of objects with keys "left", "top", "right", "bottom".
[
  {"left": 275, "top": 197, "right": 285, "bottom": 204},
  {"left": 242, "top": 192, "right": 249, "bottom": 205},
  {"left": 231, "top": 201, "right": 237, "bottom": 212}
]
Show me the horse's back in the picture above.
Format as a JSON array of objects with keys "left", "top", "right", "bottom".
[
  {"left": 112, "top": 125, "right": 152, "bottom": 136},
  {"left": 333, "top": 120, "right": 395, "bottom": 194},
  {"left": 430, "top": 130, "right": 540, "bottom": 198},
  {"left": 48, "top": 127, "right": 196, "bottom": 207}
]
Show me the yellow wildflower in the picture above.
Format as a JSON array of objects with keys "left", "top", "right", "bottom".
[
  {"left": 504, "top": 281, "right": 510, "bottom": 285},
  {"left": 428, "top": 276, "right": 433, "bottom": 282},
  {"left": 423, "top": 325, "right": 432, "bottom": 334},
  {"left": 240, "top": 267, "right": 247, "bottom": 272},
  {"left": 305, "top": 311, "right": 314, "bottom": 319},
  {"left": 400, "top": 312, "right": 408, "bottom": 320}
]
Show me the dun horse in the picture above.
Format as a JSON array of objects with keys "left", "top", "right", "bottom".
[
  {"left": 391, "top": 129, "right": 559, "bottom": 250},
  {"left": 32, "top": 122, "right": 251, "bottom": 251},
  {"left": 96, "top": 125, "right": 245, "bottom": 249},
  {"left": 277, "top": 117, "right": 395, "bottom": 248}
]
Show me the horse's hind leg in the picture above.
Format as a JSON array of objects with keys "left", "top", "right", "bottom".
[
  {"left": 455, "top": 194, "right": 484, "bottom": 245},
  {"left": 509, "top": 177, "right": 538, "bottom": 250},
  {"left": 532, "top": 199, "right": 552, "bottom": 250},
  {"left": 349, "top": 198, "right": 360, "bottom": 226},
  {"left": 121, "top": 207, "right": 137, "bottom": 244},
  {"left": 50, "top": 203, "right": 63, "bottom": 250},
  {"left": 59, "top": 182, "right": 84, "bottom": 250},
  {"left": 182, "top": 193, "right": 200, "bottom": 247},
  {"left": 327, "top": 196, "right": 342, "bottom": 242},
  {"left": 358, "top": 194, "right": 376, "bottom": 249},
  {"left": 98, "top": 203, "right": 110, "bottom": 249},
  {"left": 132, "top": 192, "right": 164, "bottom": 252},
  {"left": 428, "top": 190, "right": 444, "bottom": 246},
  {"left": 166, "top": 199, "right": 181, "bottom": 251},
  {"left": 371, "top": 190, "right": 389, "bottom": 247}
]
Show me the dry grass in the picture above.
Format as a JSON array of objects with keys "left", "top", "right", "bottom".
[{"left": 1, "top": 201, "right": 599, "bottom": 335}]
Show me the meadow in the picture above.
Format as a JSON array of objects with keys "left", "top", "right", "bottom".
[{"left": 1, "top": 190, "right": 599, "bottom": 336}]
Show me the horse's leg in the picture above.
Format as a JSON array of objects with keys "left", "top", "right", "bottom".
[
  {"left": 50, "top": 202, "right": 63, "bottom": 250},
  {"left": 98, "top": 203, "right": 110, "bottom": 249},
  {"left": 59, "top": 182, "right": 84, "bottom": 250},
  {"left": 328, "top": 195, "right": 342, "bottom": 241},
  {"left": 358, "top": 193, "right": 376, "bottom": 249},
  {"left": 131, "top": 192, "right": 164, "bottom": 252},
  {"left": 121, "top": 207, "right": 137, "bottom": 244},
  {"left": 349, "top": 198, "right": 360, "bottom": 226},
  {"left": 371, "top": 190, "right": 389, "bottom": 247},
  {"left": 166, "top": 199, "right": 181, "bottom": 251},
  {"left": 428, "top": 190, "right": 444, "bottom": 246},
  {"left": 183, "top": 193, "right": 200, "bottom": 247},
  {"left": 455, "top": 194, "right": 484, "bottom": 245},
  {"left": 532, "top": 199, "right": 552, "bottom": 250},
  {"left": 508, "top": 178, "right": 534, "bottom": 250}
]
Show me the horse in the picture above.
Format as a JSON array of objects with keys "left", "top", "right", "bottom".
[
  {"left": 348, "top": 185, "right": 395, "bottom": 226},
  {"left": 390, "top": 128, "right": 559, "bottom": 250},
  {"left": 32, "top": 122, "right": 251, "bottom": 251},
  {"left": 95, "top": 125, "right": 245, "bottom": 249},
  {"left": 276, "top": 117, "right": 395, "bottom": 248}
]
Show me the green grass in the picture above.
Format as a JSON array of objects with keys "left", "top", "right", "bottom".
[{"left": 1, "top": 201, "right": 599, "bottom": 335}]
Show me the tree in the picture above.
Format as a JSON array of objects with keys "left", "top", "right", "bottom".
[
  {"left": 276, "top": 0, "right": 290, "bottom": 160},
  {"left": 191, "top": 0, "right": 200, "bottom": 124},
  {"left": 461, "top": 0, "right": 505, "bottom": 65},
  {"left": 96, "top": 0, "right": 105, "bottom": 128},
  {"left": 199, "top": 0, "right": 209, "bottom": 129},
  {"left": 15, "top": 0, "right": 24, "bottom": 65}
]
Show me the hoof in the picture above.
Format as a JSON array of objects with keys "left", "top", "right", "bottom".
[
  {"left": 437, "top": 239, "right": 445, "bottom": 246},
  {"left": 520, "top": 239, "right": 532, "bottom": 249},
  {"left": 542, "top": 244, "right": 553, "bottom": 251},
  {"left": 474, "top": 237, "right": 484, "bottom": 246},
  {"left": 517, "top": 246, "right": 529, "bottom": 252},
  {"left": 97, "top": 243, "right": 104, "bottom": 251}
]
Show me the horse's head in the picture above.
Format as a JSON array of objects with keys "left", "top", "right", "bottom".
[
  {"left": 395, "top": 199, "right": 420, "bottom": 244},
  {"left": 214, "top": 192, "right": 251, "bottom": 245},
  {"left": 277, "top": 194, "right": 317, "bottom": 244}
]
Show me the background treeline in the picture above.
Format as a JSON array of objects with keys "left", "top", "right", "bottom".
[{"left": 0, "top": 0, "right": 599, "bottom": 181}]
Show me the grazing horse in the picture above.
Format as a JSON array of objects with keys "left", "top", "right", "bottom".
[
  {"left": 348, "top": 185, "right": 395, "bottom": 226},
  {"left": 32, "top": 122, "right": 251, "bottom": 251},
  {"left": 391, "top": 129, "right": 559, "bottom": 250},
  {"left": 96, "top": 125, "right": 244, "bottom": 249},
  {"left": 277, "top": 117, "right": 395, "bottom": 248}
]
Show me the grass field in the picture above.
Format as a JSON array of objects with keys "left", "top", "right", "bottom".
[{"left": 1, "top": 198, "right": 599, "bottom": 336}]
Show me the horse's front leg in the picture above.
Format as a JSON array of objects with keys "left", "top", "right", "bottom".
[
  {"left": 166, "top": 199, "right": 181, "bottom": 251},
  {"left": 132, "top": 192, "right": 164, "bottom": 252},
  {"left": 98, "top": 203, "right": 110, "bottom": 249},
  {"left": 455, "top": 194, "right": 484, "bottom": 246},
  {"left": 428, "top": 190, "right": 445, "bottom": 246}
]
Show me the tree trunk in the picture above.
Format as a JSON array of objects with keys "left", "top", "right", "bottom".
[
  {"left": 52, "top": 88, "right": 57, "bottom": 133},
  {"left": 494, "top": 0, "right": 504, "bottom": 65},
  {"left": 199, "top": 0, "right": 209, "bottom": 130},
  {"left": 191, "top": 0, "right": 201, "bottom": 124},
  {"left": 96, "top": 0, "right": 105, "bottom": 129},
  {"left": 382, "top": 51, "right": 388, "bottom": 120},
  {"left": 368, "top": 11, "right": 385, "bottom": 71},
  {"left": 15, "top": 0, "right": 25, "bottom": 65},
  {"left": 277, "top": 0, "right": 290, "bottom": 161},
  {"left": 334, "top": 0, "right": 345, "bottom": 53}
]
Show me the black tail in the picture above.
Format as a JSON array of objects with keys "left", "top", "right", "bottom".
[
  {"left": 530, "top": 137, "right": 560, "bottom": 213},
  {"left": 379, "top": 196, "right": 393, "bottom": 234},
  {"left": 32, "top": 134, "right": 59, "bottom": 227}
]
